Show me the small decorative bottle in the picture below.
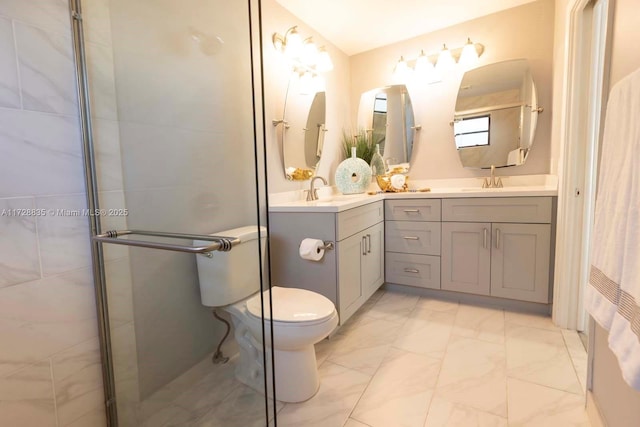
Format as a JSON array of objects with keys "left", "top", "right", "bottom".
[{"left": 370, "top": 144, "right": 386, "bottom": 176}]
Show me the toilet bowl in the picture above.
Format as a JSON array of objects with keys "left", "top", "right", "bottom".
[
  {"left": 194, "top": 226, "right": 338, "bottom": 403},
  {"left": 225, "top": 286, "right": 338, "bottom": 402}
]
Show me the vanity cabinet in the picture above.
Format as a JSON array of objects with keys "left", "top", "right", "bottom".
[
  {"left": 384, "top": 199, "right": 442, "bottom": 289},
  {"left": 441, "top": 197, "right": 554, "bottom": 304},
  {"left": 269, "top": 201, "right": 384, "bottom": 325}
]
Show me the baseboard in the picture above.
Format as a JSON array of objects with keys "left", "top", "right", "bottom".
[{"left": 586, "top": 390, "right": 607, "bottom": 427}]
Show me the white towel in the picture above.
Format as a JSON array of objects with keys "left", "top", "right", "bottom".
[{"left": 586, "top": 67, "right": 640, "bottom": 390}]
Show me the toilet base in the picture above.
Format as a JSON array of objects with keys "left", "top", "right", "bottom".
[
  {"left": 272, "top": 346, "right": 320, "bottom": 403},
  {"left": 225, "top": 307, "right": 326, "bottom": 403}
]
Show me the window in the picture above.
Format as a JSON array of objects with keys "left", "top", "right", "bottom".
[{"left": 454, "top": 115, "right": 490, "bottom": 148}]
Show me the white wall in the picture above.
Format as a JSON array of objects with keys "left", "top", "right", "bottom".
[
  {"left": 262, "top": 0, "right": 352, "bottom": 193},
  {"left": 349, "top": 0, "right": 555, "bottom": 180},
  {"left": 0, "top": 1, "right": 105, "bottom": 426}
]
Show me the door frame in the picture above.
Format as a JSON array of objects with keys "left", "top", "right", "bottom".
[{"left": 552, "top": 0, "right": 613, "bottom": 330}]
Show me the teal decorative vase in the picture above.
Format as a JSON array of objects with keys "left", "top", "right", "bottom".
[
  {"left": 335, "top": 147, "right": 372, "bottom": 194},
  {"left": 370, "top": 144, "right": 386, "bottom": 176}
]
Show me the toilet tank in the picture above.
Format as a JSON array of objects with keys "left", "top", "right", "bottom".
[{"left": 194, "top": 225, "right": 266, "bottom": 307}]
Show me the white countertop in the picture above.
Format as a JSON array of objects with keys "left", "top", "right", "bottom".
[{"left": 268, "top": 175, "right": 558, "bottom": 213}]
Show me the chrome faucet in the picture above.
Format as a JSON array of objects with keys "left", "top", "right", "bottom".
[
  {"left": 482, "top": 165, "right": 503, "bottom": 188},
  {"left": 306, "top": 176, "right": 328, "bottom": 201}
]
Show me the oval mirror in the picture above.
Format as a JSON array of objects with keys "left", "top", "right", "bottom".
[
  {"left": 281, "top": 82, "right": 326, "bottom": 180},
  {"left": 357, "top": 84, "right": 416, "bottom": 171},
  {"left": 453, "top": 59, "right": 541, "bottom": 169}
]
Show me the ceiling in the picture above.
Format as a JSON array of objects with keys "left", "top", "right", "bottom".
[{"left": 275, "top": 0, "right": 538, "bottom": 56}]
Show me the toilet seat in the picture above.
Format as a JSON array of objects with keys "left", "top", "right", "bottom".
[{"left": 246, "top": 286, "right": 335, "bottom": 325}]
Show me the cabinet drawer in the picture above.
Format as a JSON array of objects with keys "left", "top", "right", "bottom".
[
  {"left": 386, "top": 253, "right": 441, "bottom": 289},
  {"left": 385, "top": 199, "right": 441, "bottom": 221},
  {"left": 385, "top": 221, "right": 441, "bottom": 255},
  {"left": 337, "top": 201, "right": 383, "bottom": 241},
  {"left": 442, "top": 197, "right": 552, "bottom": 223}
]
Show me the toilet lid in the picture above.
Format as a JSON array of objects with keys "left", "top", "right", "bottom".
[{"left": 246, "top": 286, "right": 335, "bottom": 323}]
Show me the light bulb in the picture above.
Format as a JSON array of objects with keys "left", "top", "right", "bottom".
[
  {"left": 284, "top": 27, "right": 303, "bottom": 59},
  {"left": 459, "top": 38, "right": 479, "bottom": 69},
  {"left": 393, "top": 56, "right": 412, "bottom": 84},
  {"left": 316, "top": 47, "right": 334, "bottom": 72},
  {"left": 436, "top": 44, "right": 455, "bottom": 73},
  {"left": 302, "top": 39, "right": 318, "bottom": 66}
]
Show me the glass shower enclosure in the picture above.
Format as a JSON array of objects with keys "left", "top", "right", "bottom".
[{"left": 70, "top": 0, "right": 274, "bottom": 425}]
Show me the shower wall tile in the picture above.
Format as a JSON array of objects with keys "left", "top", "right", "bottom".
[
  {"left": 0, "top": 197, "right": 41, "bottom": 289},
  {"left": 51, "top": 338, "right": 105, "bottom": 427},
  {"left": 105, "top": 257, "right": 134, "bottom": 328},
  {"left": 0, "top": 361, "right": 57, "bottom": 427},
  {"left": 0, "top": 17, "right": 20, "bottom": 109},
  {"left": 99, "top": 190, "right": 129, "bottom": 261},
  {"left": 0, "top": 268, "right": 98, "bottom": 378},
  {"left": 93, "top": 118, "right": 124, "bottom": 192},
  {"left": 0, "top": 108, "right": 84, "bottom": 198},
  {"left": 82, "top": 0, "right": 113, "bottom": 47},
  {"left": 35, "top": 194, "right": 91, "bottom": 277},
  {"left": 86, "top": 42, "right": 118, "bottom": 120},
  {"left": 0, "top": 0, "right": 70, "bottom": 36},
  {"left": 14, "top": 22, "right": 78, "bottom": 115}
]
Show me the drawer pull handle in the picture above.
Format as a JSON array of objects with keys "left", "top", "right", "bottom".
[
  {"left": 366, "top": 234, "right": 371, "bottom": 253},
  {"left": 362, "top": 236, "right": 367, "bottom": 256},
  {"left": 403, "top": 209, "right": 420, "bottom": 213},
  {"left": 496, "top": 228, "right": 501, "bottom": 249},
  {"left": 404, "top": 268, "right": 420, "bottom": 273},
  {"left": 403, "top": 236, "right": 419, "bottom": 240}
]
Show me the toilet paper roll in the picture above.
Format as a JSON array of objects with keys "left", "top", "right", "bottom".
[{"left": 299, "top": 238, "right": 325, "bottom": 261}]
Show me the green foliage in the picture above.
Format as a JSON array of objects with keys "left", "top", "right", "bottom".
[{"left": 341, "top": 129, "right": 376, "bottom": 164}]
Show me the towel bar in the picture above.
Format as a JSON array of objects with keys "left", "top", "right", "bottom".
[{"left": 93, "top": 229, "right": 240, "bottom": 254}]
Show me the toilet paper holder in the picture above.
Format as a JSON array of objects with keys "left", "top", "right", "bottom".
[{"left": 319, "top": 241, "right": 334, "bottom": 251}]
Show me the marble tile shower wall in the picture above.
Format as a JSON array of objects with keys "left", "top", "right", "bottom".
[{"left": 0, "top": 1, "right": 112, "bottom": 426}]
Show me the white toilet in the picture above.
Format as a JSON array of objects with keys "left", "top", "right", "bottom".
[{"left": 195, "top": 225, "right": 338, "bottom": 403}]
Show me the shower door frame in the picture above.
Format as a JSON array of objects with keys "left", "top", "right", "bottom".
[{"left": 68, "top": 0, "right": 275, "bottom": 425}]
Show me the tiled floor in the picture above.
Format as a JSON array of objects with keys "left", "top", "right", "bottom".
[
  {"left": 280, "top": 288, "right": 590, "bottom": 427},
  {"left": 136, "top": 287, "right": 590, "bottom": 426}
]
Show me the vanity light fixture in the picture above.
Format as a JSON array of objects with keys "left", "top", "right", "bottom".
[
  {"left": 272, "top": 26, "right": 334, "bottom": 74},
  {"left": 392, "top": 38, "right": 485, "bottom": 83}
]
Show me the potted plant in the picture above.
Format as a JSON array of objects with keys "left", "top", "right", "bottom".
[{"left": 341, "top": 129, "right": 375, "bottom": 164}]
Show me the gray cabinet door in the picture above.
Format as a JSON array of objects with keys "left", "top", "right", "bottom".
[
  {"left": 361, "top": 222, "right": 385, "bottom": 300},
  {"left": 490, "top": 223, "right": 551, "bottom": 303},
  {"left": 441, "top": 222, "right": 491, "bottom": 295},
  {"left": 337, "top": 231, "right": 363, "bottom": 324}
]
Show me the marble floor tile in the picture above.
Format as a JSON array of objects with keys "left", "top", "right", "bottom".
[
  {"left": 351, "top": 348, "right": 440, "bottom": 427},
  {"left": 328, "top": 316, "right": 401, "bottom": 375},
  {"left": 507, "top": 378, "right": 590, "bottom": 426},
  {"left": 424, "top": 397, "right": 508, "bottom": 427},
  {"left": 505, "top": 310, "right": 557, "bottom": 331},
  {"left": 366, "top": 290, "right": 420, "bottom": 324},
  {"left": 394, "top": 309, "right": 455, "bottom": 359},
  {"left": 561, "top": 329, "right": 588, "bottom": 391},
  {"left": 452, "top": 304, "right": 505, "bottom": 344},
  {"left": 192, "top": 383, "right": 281, "bottom": 427},
  {"left": 276, "top": 362, "right": 371, "bottom": 427},
  {"left": 506, "top": 324, "right": 583, "bottom": 395},
  {"left": 435, "top": 335, "right": 508, "bottom": 417},
  {"left": 345, "top": 418, "right": 372, "bottom": 427},
  {"left": 413, "top": 297, "right": 459, "bottom": 314}
]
